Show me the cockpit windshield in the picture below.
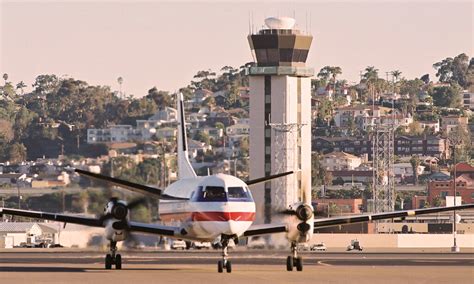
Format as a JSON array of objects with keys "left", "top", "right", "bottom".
[
  {"left": 192, "top": 185, "right": 253, "bottom": 202},
  {"left": 228, "top": 186, "right": 253, "bottom": 201},
  {"left": 203, "top": 186, "right": 226, "bottom": 201}
]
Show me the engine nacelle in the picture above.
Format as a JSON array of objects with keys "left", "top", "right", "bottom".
[
  {"left": 103, "top": 199, "right": 129, "bottom": 242},
  {"left": 286, "top": 202, "right": 314, "bottom": 243},
  {"left": 104, "top": 219, "right": 127, "bottom": 242}
]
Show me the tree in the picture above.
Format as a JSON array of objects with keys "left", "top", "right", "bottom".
[
  {"left": 7, "top": 142, "right": 27, "bottom": 163},
  {"left": 430, "top": 84, "right": 462, "bottom": 108},
  {"left": 16, "top": 81, "right": 27, "bottom": 95},
  {"left": 194, "top": 130, "right": 210, "bottom": 145},
  {"left": 433, "top": 53, "right": 470, "bottom": 88},
  {"left": 420, "top": 74, "right": 430, "bottom": 84},
  {"left": 362, "top": 66, "right": 380, "bottom": 102},
  {"left": 317, "top": 66, "right": 342, "bottom": 91},
  {"left": 408, "top": 121, "right": 423, "bottom": 135},
  {"left": 391, "top": 70, "right": 402, "bottom": 82},
  {"left": 32, "top": 74, "right": 59, "bottom": 95},
  {"left": 146, "top": 87, "right": 170, "bottom": 109},
  {"left": 0, "top": 119, "right": 14, "bottom": 142},
  {"left": 391, "top": 70, "right": 402, "bottom": 93},
  {"left": 214, "top": 122, "right": 225, "bottom": 130},
  {"left": 449, "top": 125, "right": 471, "bottom": 163},
  {"left": 410, "top": 156, "right": 421, "bottom": 185}
]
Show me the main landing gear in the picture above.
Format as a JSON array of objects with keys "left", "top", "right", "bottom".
[
  {"left": 105, "top": 241, "right": 122, "bottom": 270},
  {"left": 217, "top": 238, "right": 232, "bottom": 273},
  {"left": 286, "top": 241, "right": 303, "bottom": 272}
]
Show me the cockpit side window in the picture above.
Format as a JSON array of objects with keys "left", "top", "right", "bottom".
[{"left": 228, "top": 186, "right": 253, "bottom": 201}]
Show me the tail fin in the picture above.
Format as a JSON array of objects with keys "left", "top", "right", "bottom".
[{"left": 177, "top": 93, "right": 197, "bottom": 179}]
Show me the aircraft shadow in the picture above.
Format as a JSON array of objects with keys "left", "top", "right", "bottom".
[{"left": 0, "top": 266, "right": 184, "bottom": 272}]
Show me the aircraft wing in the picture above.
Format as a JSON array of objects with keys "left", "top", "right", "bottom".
[
  {"left": 0, "top": 208, "right": 181, "bottom": 237},
  {"left": 313, "top": 203, "right": 474, "bottom": 230},
  {"left": 75, "top": 169, "right": 188, "bottom": 201},
  {"left": 243, "top": 223, "right": 287, "bottom": 237},
  {"left": 128, "top": 221, "right": 177, "bottom": 236},
  {"left": 0, "top": 208, "right": 103, "bottom": 227}
]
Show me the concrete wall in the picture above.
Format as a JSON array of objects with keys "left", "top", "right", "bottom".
[
  {"left": 397, "top": 234, "right": 474, "bottom": 248},
  {"left": 311, "top": 233, "right": 474, "bottom": 248}
]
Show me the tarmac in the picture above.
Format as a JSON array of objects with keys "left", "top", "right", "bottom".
[{"left": 0, "top": 249, "right": 473, "bottom": 284}]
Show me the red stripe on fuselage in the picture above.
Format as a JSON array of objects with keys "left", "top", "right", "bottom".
[{"left": 191, "top": 212, "right": 255, "bottom": 222}]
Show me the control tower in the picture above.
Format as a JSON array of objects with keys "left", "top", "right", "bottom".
[{"left": 247, "top": 17, "right": 314, "bottom": 225}]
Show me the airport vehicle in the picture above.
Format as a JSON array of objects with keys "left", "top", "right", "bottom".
[
  {"left": 192, "top": 241, "right": 212, "bottom": 249},
  {"left": 347, "top": 239, "right": 363, "bottom": 251},
  {"left": 310, "top": 243, "right": 326, "bottom": 252},
  {"left": 1, "top": 93, "right": 474, "bottom": 273},
  {"left": 171, "top": 240, "right": 187, "bottom": 250}
]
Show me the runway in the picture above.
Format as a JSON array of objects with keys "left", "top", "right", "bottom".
[{"left": 0, "top": 250, "right": 473, "bottom": 283}]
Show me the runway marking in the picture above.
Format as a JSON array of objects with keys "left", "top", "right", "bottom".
[{"left": 316, "top": 261, "right": 331, "bottom": 266}]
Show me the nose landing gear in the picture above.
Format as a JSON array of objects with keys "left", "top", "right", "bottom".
[
  {"left": 105, "top": 241, "right": 122, "bottom": 270},
  {"left": 286, "top": 241, "right": 303, "bottom": 271},
  {"left": 217, "top": 238, "right": 232, "bottom": 273}
]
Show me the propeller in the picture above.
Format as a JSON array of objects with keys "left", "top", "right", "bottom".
[
  {"left": 278, "top": 204, "right": 314, "bottom": 221},
  {"left": 274, "top": 181, "right": 314, "bottom": 234},
  {"left": 100, "top": 197, "right": 147, "bottom": 224}
]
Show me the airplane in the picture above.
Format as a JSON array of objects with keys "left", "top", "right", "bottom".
[{"left": 1, "top": 93, "right": 473, "bottom": 273}]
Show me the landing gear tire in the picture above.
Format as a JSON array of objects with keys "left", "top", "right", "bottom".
[
  {"left": 217, "top": 236, "right": 233, "bottom": 273},
  {"left": 217, "top": 260, "right": 224, "bottom": 273},
  {"left": 286, "top": 256, "right": 293, "bottom": 271},
  {"left": 295, "top": 256, "right": 303, "bottom": 271},
  {"left": 115, "top": 254, "right": 122, "bottom": 270},
  {"left": 105, "top": 254, "right": 112, "bottom": 270}
]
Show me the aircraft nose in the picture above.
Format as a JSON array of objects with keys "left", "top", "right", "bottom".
[{"left": 223, "top": 220, "right": 247, "bottom": 236}]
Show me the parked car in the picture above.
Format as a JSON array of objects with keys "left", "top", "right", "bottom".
[
  {"left": 247, "top": 236, "right": 266, "bottom": 249},
  {"left": 310, "top": 243, "right": 327, "bottom": 251},
  {"left": 346, "top": 239, "right": 363, "bottom": 251},
  {"left": 297, "top": 243, "right": 310, "bottom": 251},
  {"left": 171, "top": 239, "right": 187, "bottom": 250},
  {"left": 192, "top": 241, "right": 212, "bottom": 249}
]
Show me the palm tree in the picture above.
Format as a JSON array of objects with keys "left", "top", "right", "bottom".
[
  {"left": 330, "top": 66, "right": 342, "bottom": 93},
  {"left": 317, "top": 66, "right": 331, "bottom": 83},
  {"left": 391, "top": 70, "right": 402, "bottom": 82},
  {"left": 16, "top": 81, "right": 27, "bottom": 95},
  {"left": 363, "top": 66, "right": 379, "bottom": 105},
  {"left": 391, "top": 70, "right": 402, "bottom": 94}
]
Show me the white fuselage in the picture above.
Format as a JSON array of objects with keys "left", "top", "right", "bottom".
[{"left": 158, "top": 174, "right": 256, "bottom": 241}]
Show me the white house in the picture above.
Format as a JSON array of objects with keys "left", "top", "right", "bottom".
[
  {"left": 393, "top": 163, "right": 425, "bottom": 183},
  {"left": 0, "top": 222, "right": 58, "bottom": 248},
  {"left": 419, "top": 121, "right": 440, "bottom": 133},
  {"left": 321, "top": 151, "right": 362, "bottom": 171}
]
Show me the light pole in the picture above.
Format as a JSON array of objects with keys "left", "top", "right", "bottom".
[{"left": 448, "top": 136, "right": 461, "bottom": 252}]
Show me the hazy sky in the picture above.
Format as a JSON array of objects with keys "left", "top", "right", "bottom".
[{"left": 1, "top": 0, "right": 473, "bottom": 96}]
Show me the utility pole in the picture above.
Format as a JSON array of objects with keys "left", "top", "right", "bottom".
[
  {"left": 451, "top": 142, "right": 459, "bottom": 252},
  {"left": 447, "top": 134, "right": 462, "bottom": 252}
]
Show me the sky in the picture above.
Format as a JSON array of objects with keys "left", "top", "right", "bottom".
[{"left": 0, "top": 0, "right": 473, "bottom": 97}]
